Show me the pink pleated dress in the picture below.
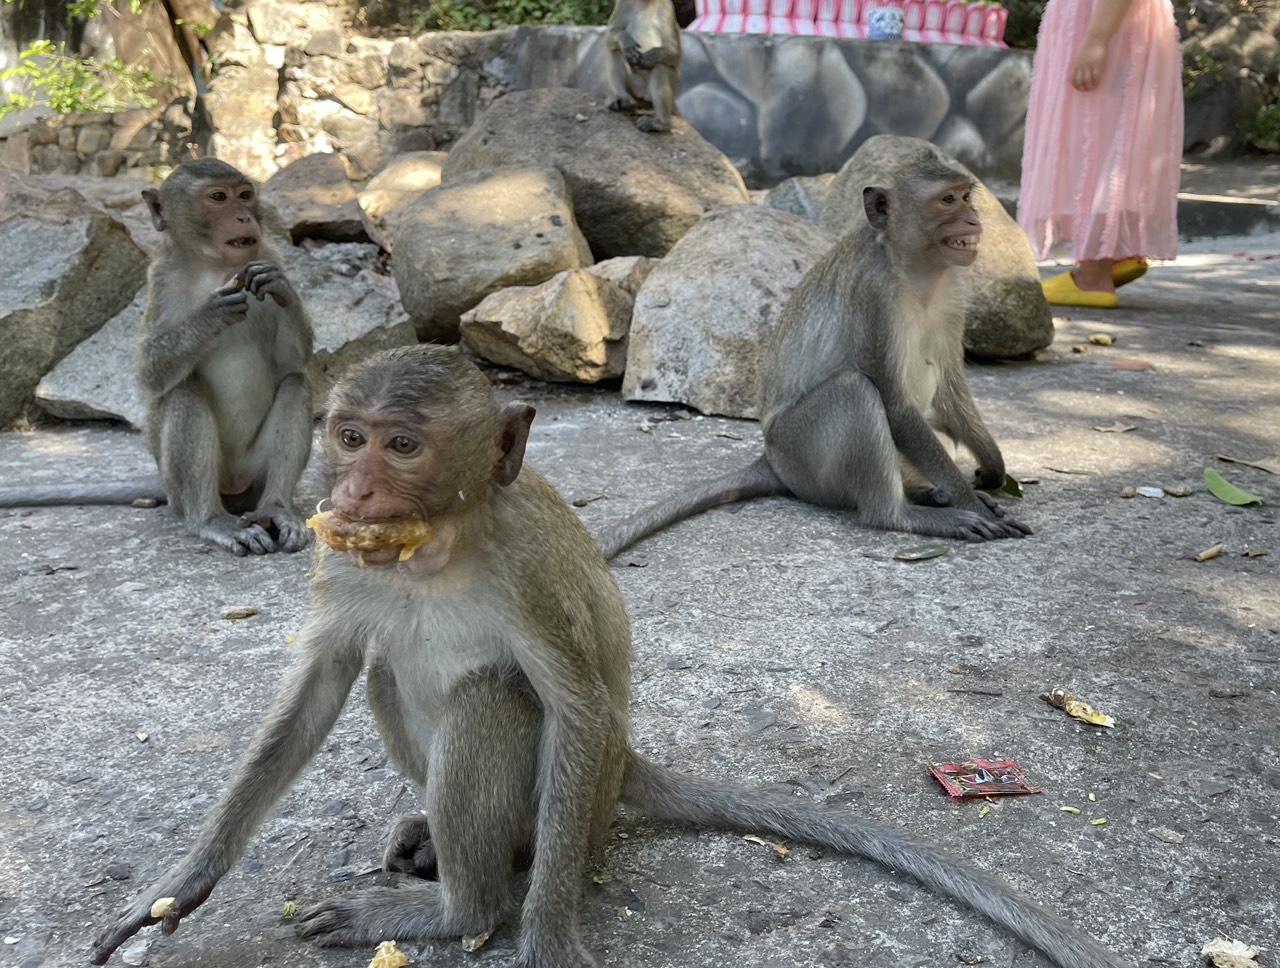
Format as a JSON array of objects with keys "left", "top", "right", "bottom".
[{"left": 1018, "top": 0, "right": 1183, "bottom": 263}]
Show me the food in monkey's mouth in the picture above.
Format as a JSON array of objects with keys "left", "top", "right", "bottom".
[{"left": 306, "top": 509, "right": 433, "bottom": 564}]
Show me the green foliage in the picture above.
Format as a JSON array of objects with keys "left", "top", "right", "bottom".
[
  {"left": 412, "top": 0, "right": 614, "bottom": 32},
  {"left": 0, "top": 39, "right": 170, "bottom": 121},
  {"left": 1247, "top": 100, "right": 1280, "bottom": 153},
  {"left": 1001, "top": 0, "right": 1046, "bottom": 49}
]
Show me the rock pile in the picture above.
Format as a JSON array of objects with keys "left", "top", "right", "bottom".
[{"left": 0, "top": 96, "right": 1052, "bottom": 430}]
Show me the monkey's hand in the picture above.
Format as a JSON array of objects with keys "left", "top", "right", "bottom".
[
  {"left": 636, "top": 47, "right": 666, "bottom": 70},
  {"left": 90, "top": 865, "right": 216, "bottom": 964},
  {"left": 620, "top": 32, "right": 643, "bottom": 66},
  {"left": 238, "top": 260, "right": 295, "bottom": 308},
  {"left": 972, "top": 491, "right": 1033, "bottom": 537},
  {"left": 382, "top": 814, "right": 439, "bottom": 880},
  {"left": 239, "top": 505, "right": 310, "bottom": 553},
  {"left": 974, "top": 463, "right": 1007, "bottom": 491},
  {"left": 203, "top": 281, "right": 250, "bottom": 330}
]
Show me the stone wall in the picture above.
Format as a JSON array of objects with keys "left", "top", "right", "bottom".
[{"left": 0, "top": 11, "right": 1033, "bottom": 184}]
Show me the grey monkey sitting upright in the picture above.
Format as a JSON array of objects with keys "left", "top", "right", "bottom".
[
  {"left": 599, "top": 145, "right": 1031, "bottom": 559},
  {"left": 92, "top": 345, "right": 1114, "bottom": 968}
]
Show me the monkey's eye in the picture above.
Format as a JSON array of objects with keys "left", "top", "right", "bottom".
[
  {"left": 340, "top": 428, "right": 365, "bottom": 448},
  {"left": 962, "top": 191, "right": 972, "bottom": 204},
  {"left": 209, "top": 190, "right": 228, "bottom": 202},
  {"left": 239, "top": 190, "right": 254, "bottom": 201},
  {"left": 941, "top": 192, "right": 957, "bottom": 205},
  {"left": 389, "top": 436, "right": 418, "bottom": 455}
]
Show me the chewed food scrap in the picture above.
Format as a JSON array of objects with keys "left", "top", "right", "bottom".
[
  {"left": 929, "top": 758, "right": 1043, "bottom": 798},
  {"left": 1039, "top": 688, "right": 1115, "bottom": 728},
  {"left": 368, "top": 939, "right": 408, "bottom": 968},
  {"left": 306, "top": 508, "right": 433, "bottom": 564}
]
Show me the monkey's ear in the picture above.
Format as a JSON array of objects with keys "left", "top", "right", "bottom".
[
  {"left": 494, "top": 403, "right": 536, "bottom": 486},
  {"left": 862, "top": 187, "right": 890, "bottom": 231},
  {"left": 141, "top": 188, "right": 167, "bottom": 232}
]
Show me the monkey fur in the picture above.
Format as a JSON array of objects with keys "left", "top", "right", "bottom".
[
  {"left": 0, "top": 160, "right": 314, "bottom": 556},
  {"left": 600, "top": 146, "right": 1031, "bottom": 559},
  {"left": 91, "top": 345, "right": 1116, "bottom": 968},
  {"left": 605, "top": 0, "right": 682, "bottom": 133}
]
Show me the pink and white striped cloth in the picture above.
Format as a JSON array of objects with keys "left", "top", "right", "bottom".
[{"left": 686, "top": 0, "right": 1005, "bottom": 43}]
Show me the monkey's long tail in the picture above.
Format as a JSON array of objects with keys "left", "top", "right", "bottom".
[
  {"left": 0, "top": 482, "right": 167, "bottom": 508},
  {"left": 596, "top": 456, "right": 786, "bottom": 560},
  {"left": 621, "top": 754, "right": 1126, "bottom": 968}
]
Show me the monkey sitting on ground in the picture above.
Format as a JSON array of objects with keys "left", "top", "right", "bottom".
[
  {"left": 600, "top": 146, "right": 1030, "bottom": 559},
  {"left": 604, "top": 0, "right": 681, "bottom": 133},
  {"left": 0, "top": 159, "right": 315, "bottom": 555},
  {"left": 92, "top": 344, "right": 1117, "bottom": 968}
]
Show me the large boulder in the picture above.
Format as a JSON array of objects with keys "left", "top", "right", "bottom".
[
  {"left": 442, "top": 87, "right": 750, "bottom": 259},
  {"left": 762, "top": 174, "right": 835, "bottom": 224},
  {"left": 392, "top": 165, "right": 594, "bottom": 342},
  {"left": 460, "top": 257, "right": 655, "bottom": 384},
  {"left": 624, "top": 206, "right": 832, "bottom": 418},
  {"left": 0, "top": 202, "right": 149, "bottom": 425},
  {"left": 820, "top": 136, "right": 1053, "bottom": 359},
  {"left": 358, "top": 150, "right": 448, "bottom": 248},
  {"left": 260, "top": 152, "right": 374, "bottom": 243},
  {"left": 35, "top": 288, "right": 149, "bottom": 426}
]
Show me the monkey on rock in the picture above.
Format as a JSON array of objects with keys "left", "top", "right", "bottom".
[
  {"left": 600, "top": 145, "right": 1031, "bottom": 559},
  {"left": 0, "top": 159, "right": 315, "bottom": 553},
  {"left": 605, "top": 0, "right": 682, "bottom": 132},
  {"left": 137, "top": 158, "right": 314, "bottom": 555},
  {"left": 92, "top": 345, "right": 1118, "bottom": 968}
]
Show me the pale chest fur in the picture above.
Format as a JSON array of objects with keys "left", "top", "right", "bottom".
[
  {"left": 898, "top": 302, "right": 951, "bottom": 414},
  {"left": 343, "top": 561, "right": 528, "bottom": 724},
  {"left": 195, "top": 282, "right": 280, "bottom": 448}
]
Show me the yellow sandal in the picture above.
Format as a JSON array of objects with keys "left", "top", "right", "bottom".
[
  {"left": 1042, "top": 271, "right": 1118, "bottom": 308},
  {"left": 1112, "top": 257, "right": 1149, "bottom": 287}
]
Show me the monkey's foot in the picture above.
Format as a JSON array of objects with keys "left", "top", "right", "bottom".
[
  {"left": 238, "top": 505, "right": 310, "bottom": 553},
  {"left": 514, "top": 936, "right": 596, "bottom": 968},
  {"left": 634, "top": 115, "right": 672, "bottom": 133},
  {"left": 200, "top": 514, "right": 275, "bottom": 556},
  {"left": 382, "top": 815, "right": 439, "bottom": 880},
  {"left": 606, "top": 96, "right": 638, "bottom": 113},
  {"left": 903, "top": 506, "right": 1029, "bottom": 542},
  {"left": 298, "top": 884, "right": 486, "bottom": 945}
]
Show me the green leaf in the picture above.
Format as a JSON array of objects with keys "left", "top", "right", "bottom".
[
  {"left": 1204, "top": 468, "right": 1264, "bottom": 507},
  {"left": 1000, "top": 474, "right": 1023, "bottom": 498},
  {"left": 894, "top": 544, "right": 949, "bottom": 562}
]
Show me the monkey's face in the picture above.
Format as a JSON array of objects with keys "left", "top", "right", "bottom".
[
  {"left": 192, "top": 178, "right": 262, "bottom": 271},
  {"left": 930, "top": 181, "right": 981, "bottom": 268}
]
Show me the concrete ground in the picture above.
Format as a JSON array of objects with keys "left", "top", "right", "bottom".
[{"left": 1, "top": 230, "right": 1277, "bottom": 968}]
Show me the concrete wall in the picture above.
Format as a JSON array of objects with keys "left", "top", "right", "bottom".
[{"left": 0, "top": 16, "right": 1033, "bottom": 185}]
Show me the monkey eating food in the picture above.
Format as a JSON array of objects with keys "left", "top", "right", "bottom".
[
  {"left": 0, "top": 159, "right": 315, "bottom": 557},
  {"left": 91, "top": 345, "right": 1118, "bottom": 968},
  {"left": 600, "top": 145, "right": 1030, "bottom": 559},
  {"left": 306, "top": 507, "right": 434, "bottom": 563},
  {"left": 604, "top": 0, "right": 682, "bottom": 132}
]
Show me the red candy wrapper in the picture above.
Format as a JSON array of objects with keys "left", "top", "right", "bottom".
[{"left": 929, "top": 758, "right": 1043, "bottom": 798}]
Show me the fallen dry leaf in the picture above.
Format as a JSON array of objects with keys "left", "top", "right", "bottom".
[
  {"left": 715, "top": 431, "right": 745, "bottom": 440},
  {"left": 1088, "top": 333, "right": 1114, "bottom": 345},
  {"left": 462, "top": 928, "right": 493, "bottom": 952},
  {"left": 1243, "top": 547, "right": 1269, "bottom": 557},
  {"left": 1164, "top": 485, "right": 1194, "bottom": 497},
  {"left": 1216, "top": 453, "right": 1280, "bottom": 476},
  {"left": 1148, "top": 825, "right": 1185, "bottom": 844},
  {"left": 1093, "top": 421, "right": 1136, "bottom": 433},
  {"left": 772, "top": 842, "right": 790, "bottom": 861},
  {"left": 571, "top": 494, "right": 606, "bottom": 508},
  {"left": 220, "top": 605, "right": 259, "bottom": 621},
  {"left": 1193, "top": 542, "right": 1224, "bottom": 562},
  {"left": 1071, "top": 344, "right": 1089, "bottom": 353}
]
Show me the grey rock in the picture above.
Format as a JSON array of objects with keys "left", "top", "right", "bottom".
[
  {"left": 393, "top": 165, "right": 594, "bottom": 342},
  {"left": 261, "top": 152, "right": 373, "bottom": 243},
  {"left": 821, "top": 135, "right": 1053, "bottom": 359},
  {"left": 1183, "top": 66, "right": 1268, "bottom": 158},
  {"left": 35, "top": 289, "right": 148, "bottom": 427},
  {"left": 624, "top": 205, "right": 832, "bottom": 418},
  {"left": 762, "top": 174, "right": 835, "bottom": 224},
  {"left": 0, "top": 204, "right": 148, "bottom": 426},
  {"left": 358, "top": 150, "right": 448, "bottom": 249},
  {"left": 442, "top": 87, "right": 750, "bottom": 259},
  {"left": 460, "top": 266, "right": 636, "bottom": 384}
]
